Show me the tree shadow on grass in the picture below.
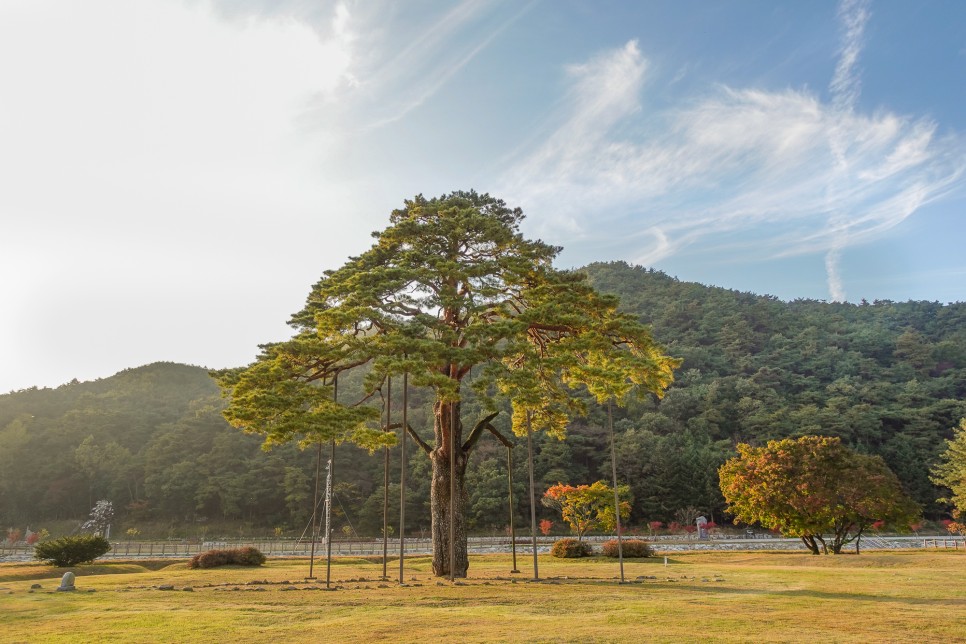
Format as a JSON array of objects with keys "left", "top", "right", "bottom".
[{"left": 677, "top": 584, "right": 966, "bottom": 606}]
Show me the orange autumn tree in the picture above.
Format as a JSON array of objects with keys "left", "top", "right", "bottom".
[
  {"left": 719, "top": 436, "right": 919, "bottom": 554},
  {"left": 542, "top": 482, "right": 631, "bottom": 541}
]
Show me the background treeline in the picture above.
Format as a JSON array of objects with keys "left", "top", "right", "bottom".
[{"left": 2, "top": 261, "right": 963, "bottom": 537}]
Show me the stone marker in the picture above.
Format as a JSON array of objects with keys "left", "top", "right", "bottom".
[
  {"left": 56, "top": 572, "right": 76, "bottom": 592},
  {"left": 696, "top": 515, "right": 708, "bottom": 539}
]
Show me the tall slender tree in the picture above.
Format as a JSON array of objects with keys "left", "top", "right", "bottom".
[
  {"left": 931, "top": 418, "right": 966, "bottom": 528},
  {"left": 217, "top": 191, "right": 676, "bottom": 577}
]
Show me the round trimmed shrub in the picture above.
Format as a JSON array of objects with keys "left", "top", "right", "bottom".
[
  {"left": 550, "top": 538, "right": 592, "bottom": 558},
  {"left": 232, "top": 546, "right": 267, "bottom": 566},
  {"left": 190, "top": 546, "right": 266, "bottom": 569},
  {"left": 34, "top": 534, "right": 111, "bottom": 567},
  {"left": 190, "top": 550, "right": 230, "bottom": 569},
  {"left": 602, "top": 538, "right": 654, "bottom": 558}
]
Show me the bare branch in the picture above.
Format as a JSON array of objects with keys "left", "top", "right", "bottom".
[
  {"left": 485, "top": 423, "right": 515, "bottom": 448},
  {"left": 394, "top": 422, "right": 431, "bottom": 454},
  {"left": 461, "top": 412, "right": 500, "bottom": 453}
]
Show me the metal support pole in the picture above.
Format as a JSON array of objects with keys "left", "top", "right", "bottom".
[
  {"left": 608, "top": 399, "right": 625, "bottom": 583},
  {"left": 399, "top": 371, "right": 408, "bottom": 584},
  {"left": 526, "top": 411, "right": 539, "bottom": 580},
  {"left": 382, "top": 377, "right": 391, "bottom": 580},
  {"left": 325, "top": 374, "right": 338, "bottom": 589},
  {"left": 449, "top": 401, "right": 456, "bottom": 581},
  {"left": 508, "top": 445, "right": 519, "bottom": 573}
]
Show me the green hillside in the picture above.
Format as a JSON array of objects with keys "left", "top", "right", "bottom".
[{"left": 2, "top": 264, "right": 963, "bottom": 536}]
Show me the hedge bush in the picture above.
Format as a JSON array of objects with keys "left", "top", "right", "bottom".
[
  {"left": 34, "top": 535, "right": 111, "bottom": 567},
  {"left": 191, "top": 550, "right": 230, "bottom": 569},
  {"left": 232, "top": 546, "right": 267, "bottom": 566},
  {"left": 550, "top": 538, "right": 592, "bottom": 558},
  {"left": 601, "top": 538, "right": 654, "bottom": 558},
  {"left": 189, "top": 546, "right": 266, "bottom": 569}
]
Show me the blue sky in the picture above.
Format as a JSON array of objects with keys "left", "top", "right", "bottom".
[{"left": 1, "top": 0, "right": 964, "bottom": 392}]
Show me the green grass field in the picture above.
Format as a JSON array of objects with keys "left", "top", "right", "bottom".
[{"left": 1, "top": 550, "right": 963, "bottom": 643}]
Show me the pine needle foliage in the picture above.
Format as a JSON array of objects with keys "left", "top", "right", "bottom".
[{"left": 214, "top": 190, "right": 677, "bottom": 575}]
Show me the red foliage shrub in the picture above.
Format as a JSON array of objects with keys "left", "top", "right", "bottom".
[
  {"left": 601, "top": 539, "right": 654, "bottom": 558},
  {"left": 189, "top": 547, "right": 266, "bottom": 569},
  {"left": 550, "top": 538, "right": 592, "bottom": 558},
  {"left": 232, "top": 546, "right": 267, "bottom": 566}
]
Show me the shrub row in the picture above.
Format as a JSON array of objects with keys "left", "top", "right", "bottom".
[
  {"left": 601, "top": 539, "right": 654, "bottom": 558},
  {"left": 551, "top": 538, "right": 656, "bottom": 559},
  {"left": 189, "top": 546, "right": 266, "bottom": 569},
  {"left": 34, "top": 535, "right": 111, "bottom": 567}
]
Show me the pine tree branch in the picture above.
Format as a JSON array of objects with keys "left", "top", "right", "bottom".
[
  {"left": 485, "top": 423, "right": 515, "bottom": 448},
  {"left": 461, "top": 412, "right": 500, "bottom": 453},
  {"left": 388, "top": 422, "right": 431, "bottom": 454}
]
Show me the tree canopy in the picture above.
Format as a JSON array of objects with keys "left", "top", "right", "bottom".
[
  {"left": 719, "top": 435, "right": 920, "bottom": 554},
  {"left": 216, "top": 191, "right": 677, "bottom": 576}
]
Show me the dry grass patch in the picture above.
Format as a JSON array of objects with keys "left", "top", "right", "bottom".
[{"left": 1, "top": 550, "right": 963, "bottom": 642}]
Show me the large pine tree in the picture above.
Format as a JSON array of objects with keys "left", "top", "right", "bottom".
[{"left": 217, "top": 191, "right": 676, "bottom": 577}]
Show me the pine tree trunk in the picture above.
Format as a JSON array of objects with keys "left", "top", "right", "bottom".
[{"left": 430, "top": 400, "right": 469, "bottom": 577}]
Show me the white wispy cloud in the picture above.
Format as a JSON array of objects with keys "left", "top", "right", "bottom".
[
  {"left": 304, "top": 0, "right": 534, "bottom": 132},
  {"left": 0, "top": 0, "right": 530, "bottom": 391},
  {"left": 502, "top": 16, "right": 964, "bottom": 300},
  {"left": 829, "top": 0, "right": 870, "bottom": 114},
  {"left": 825, "top": 0, "right": 871, "bottom": 301}
]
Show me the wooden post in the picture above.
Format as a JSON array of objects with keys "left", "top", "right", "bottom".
[
  {"left": 608, "top": 399, "right": 625, "bottom": 583},
  {"left": 526, "top": 411, "right": 539, "bottom": 580},
  {"left": 325, "top": 374, "right": 338, "bottom": 589},
  {"left": 307, "top": 438, "right": 323, "bottom": 580},
  {"left": 449, "top": 401, "right": 456, "bottom": 582},
  {"left": 382, "top": 377, "right": 391, "bottom": 580},
  {"left": 508, "top": 445, "right": 519, "bottom": 573},
  {"left": 399, "top": 371, "right": 408, "bottom": 584}
]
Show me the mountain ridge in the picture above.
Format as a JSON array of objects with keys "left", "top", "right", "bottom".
[{"left": 1, "top": 262, "right": 962, "bottom": 530}]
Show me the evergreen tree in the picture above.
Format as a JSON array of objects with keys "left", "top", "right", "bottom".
[{"left": 216, "top": 191, "right": 676, "bottom": 577}]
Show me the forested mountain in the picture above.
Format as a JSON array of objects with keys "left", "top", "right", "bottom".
[
  {"left": 2, "top": 263, "right": 963, "bottom": 536},
  {"left": 585, "top": 262, "right": 965, "bottom": 522}
]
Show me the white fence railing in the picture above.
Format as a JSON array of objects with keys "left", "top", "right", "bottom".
[{"left": 2, "top": 534, "right": 963, "bottom": 561}]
